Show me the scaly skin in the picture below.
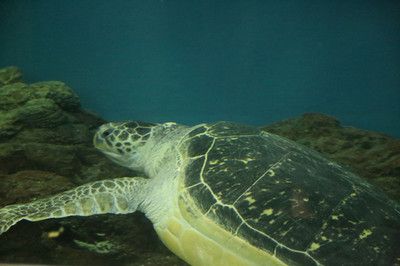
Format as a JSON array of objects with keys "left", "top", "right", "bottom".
[{"left": 0, "top": 177, "right": 148, "bottom": 235}]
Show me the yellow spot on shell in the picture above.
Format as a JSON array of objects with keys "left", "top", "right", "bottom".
[
  {"left": 322, "top": 222, "right": 328, "bottom": 229},
  {"left": 321, "top": 236, "right": 328, "bottom": 241},
  {"left": 303, "top": 198, "right": 309, "bottom": 202},
  {"left": 359, "top": 229, "right": 373, "bottom": 239},
  {"left": 239, "top": 158, "right": 254, "bottom": 164},
  {"left": 267, "top": 170, "right": 275, "bottom": 176},
  {"left": 309, "top": 242, "right": 320, "bottom": 251},
  {"left": 262, "top": 208, "right": 273, "bottom": 216},
  {"left": 331, "top": 215, "right": 339, "bottom": 220},
  {"left": 245, "top": 196, "right": 256, "bottom": 204}
]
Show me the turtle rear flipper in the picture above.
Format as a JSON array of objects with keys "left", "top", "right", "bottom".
[{"left": 0, "top": 177, "right": 149, "bottom": 235}]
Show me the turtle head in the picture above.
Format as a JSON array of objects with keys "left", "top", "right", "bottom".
[{"left": 93, "top": 121, "right": 158, "bottom": 170}]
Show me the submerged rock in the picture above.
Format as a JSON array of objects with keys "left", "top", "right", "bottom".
[
  {"left": 0, "top": 81, "right": 80, "bottom": 139},
  {"left": 0, "top": 66, "right": 22, "bottom": 86},
  {"left": 0, "top": 82, "right": 31, "bottom": 111},
  {"left": 0, "top": 80, "right": 80, "bottom": 112},
  {"left": 30, "top": 81, "right": 81, "bottom": 111},
  {"left": 0, "top": 113, "right": 21, "bottom": 139},
  {"left": 17, "top": 98, "right": 68, "bottom": 128},
  {"left": 0, "top": 170, "right": 75, "bottom": 205},
  {"left": 0, "top": 67, "right": 183, "bottom": 266}
]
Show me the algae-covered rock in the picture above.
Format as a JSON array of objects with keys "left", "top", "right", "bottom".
[
  {"left": 16, "top": 98, "right": 69, "bottom": 128},
  {"left": 0, "top": 66, "right": 22, "bottom": 86},
  {"left": 0, "top": 67, "right": 133, "bottom": 179},
  {"left": 0, "top": 143, "right": 26, "bottom": 175},
  {"left": 0, "top": 81, "right": 81, "bottom": 139},
  {"left": 14, "top": 124, "right": 91, "bottom": 145},
  {"left": 0, "top": 112, "right": 22, "bottom": 139},
  {"left": 0, "top": 170, "right": 75, "bottom": 205},
  {"left": 30, "top": 81, "right": 80, "bottom": 111},
  {"left": 0, "top": 67, "right": 182, "bottom": 266},
  {"left": 0, "top": 82, "right": 31, "bottom": 111},
  {"left": 0, "top": 81, "right": 80, "bottom": 112}
]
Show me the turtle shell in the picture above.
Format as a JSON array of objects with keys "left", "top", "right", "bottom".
[{"left": 178, "top": 121, "right": 400, "bottom": 265}]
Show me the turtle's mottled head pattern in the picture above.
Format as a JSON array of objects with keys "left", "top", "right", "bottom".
[{"left": 94, "top": 121, "right": 157, "bottom": 170}]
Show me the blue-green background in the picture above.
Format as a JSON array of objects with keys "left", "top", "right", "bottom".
[{"left": 1, "top": 0, "right": 399, "bottom": 136}]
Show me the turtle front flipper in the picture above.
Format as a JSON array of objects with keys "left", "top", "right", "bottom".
[{"left": 0, "top": 177, "right": 148, "bottom": 235}]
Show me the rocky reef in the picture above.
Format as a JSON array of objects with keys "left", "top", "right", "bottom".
[
  {"left": 0, "top": 66, "right": 185, "bottom": 266},
  {"left": 0, "top": 66, "right": 398, "bottom": 265}
]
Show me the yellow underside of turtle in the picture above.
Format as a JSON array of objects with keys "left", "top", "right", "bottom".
[{"left": 155, "top": 201, "right": 287, "bottom": 266}]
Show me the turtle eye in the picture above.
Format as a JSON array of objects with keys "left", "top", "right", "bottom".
[{"left": 102, "top": 128, "right": 113, "bottom": 138}]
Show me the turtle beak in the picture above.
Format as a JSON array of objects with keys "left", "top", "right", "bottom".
[
  {"left": 93, "top": 134, "right": 119, "bottom": 156},
  {"left": 93, "top": 125, "right": 115, "bottom": 153},
  {"left": 93, "top": 132, "right": 106, "bottom": 150}
]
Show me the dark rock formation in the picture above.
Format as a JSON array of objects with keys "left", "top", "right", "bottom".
[
  {"left": 0, "top": 66, "right": 22, "bottom": 86},
  {"left": 0, "top": 67, "right": 184, "bottom": 266},
  {"left": 0, "top": 170, "right": 75, "bottom": 206}
]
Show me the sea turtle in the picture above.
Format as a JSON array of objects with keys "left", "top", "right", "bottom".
[{"left": 0, "top": 121, "right": 399, "bottom": 265}]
